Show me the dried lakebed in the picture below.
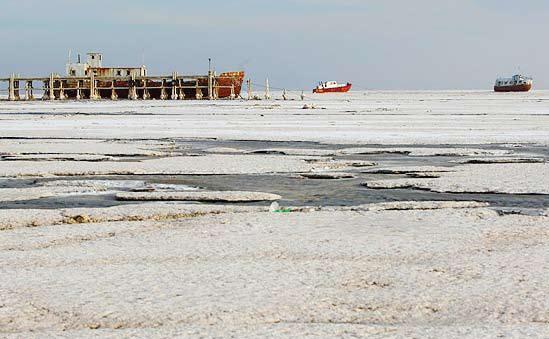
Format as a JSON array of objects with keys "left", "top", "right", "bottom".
[
  {"left": 1, "top": 93, "right": 549, "bottom": 338},
  {"left": 1, "top": 141, "right": 548, "bottom": 214}
]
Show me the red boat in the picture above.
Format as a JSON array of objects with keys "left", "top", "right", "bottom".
[{"left": 313, "top": 81, "right": 352, "bottom": 93}]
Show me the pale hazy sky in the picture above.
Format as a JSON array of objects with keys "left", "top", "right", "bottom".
[{"left": 1, "top": 0, "right": 547, "bottom": 90}]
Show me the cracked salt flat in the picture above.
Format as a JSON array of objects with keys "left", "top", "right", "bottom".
[{"left": 364, "top": 163, "right": 549, "bottom": 194}]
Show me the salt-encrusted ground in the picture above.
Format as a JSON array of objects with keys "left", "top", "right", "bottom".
[
  {"left": 1, "top": 90, "right": 549, "bottom": 144},
  {"left": 0, "top": 91, "right": 548, "bottom": 338}
]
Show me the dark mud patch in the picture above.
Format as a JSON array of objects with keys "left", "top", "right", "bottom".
[{"left": 2, "top": 173, "right": 549, "bottom": 213}]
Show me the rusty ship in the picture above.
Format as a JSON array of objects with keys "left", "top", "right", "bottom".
[
  {"left": 60, "top": 52, "right": 244, "bottom": 100},
  {"left": 494, "top": 74, "right": 532, "bottom": 92}
]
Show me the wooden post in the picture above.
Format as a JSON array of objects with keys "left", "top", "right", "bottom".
[
  {"left": 8, "top": 74, "right": 15, "bottom": 101},
  {"left": 247, "top": 79, "right": 252, "bottom": 100}
]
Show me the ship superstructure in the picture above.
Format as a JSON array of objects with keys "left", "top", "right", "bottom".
[{"left": 66, "top": 53, "right": 146, "bottom": 78}]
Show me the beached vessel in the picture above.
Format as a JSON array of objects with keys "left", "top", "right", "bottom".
[
  {"left": 209, "top": 71, "right": 245, "bottom": 98},
  {"left": 313, "top": 81, "right": 352, "bottom": 93},
  {"left": 61, "top": 52, "right": 244, "bottom": 100},
  {"left": 494, "top": 74, "right": 532, "bottom": 92}
]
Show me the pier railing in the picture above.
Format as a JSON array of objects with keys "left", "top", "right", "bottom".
[{"left": 0, "top": 72, "right": 240, "bottom": 101}]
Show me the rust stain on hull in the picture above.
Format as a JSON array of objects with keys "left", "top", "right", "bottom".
[{"left": 494, "top": 83, "right": 532, "bottom": 92}]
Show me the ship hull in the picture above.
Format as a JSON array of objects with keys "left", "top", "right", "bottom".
[
  {"left": 217, "top": 71, "right": 245, "bottom": 98},
  {"left": 313, "top": 83, "right": 352, "bottom": 94},
  {"left": 494, "top": 83, "right": 532, "bottom": 92}
]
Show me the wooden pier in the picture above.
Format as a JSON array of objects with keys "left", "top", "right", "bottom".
[{"left": 0, "top": 72, "right": 241, "bottom": 101}]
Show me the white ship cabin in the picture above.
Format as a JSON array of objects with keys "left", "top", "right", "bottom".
[
  {"left": 66, "top": 52, "right": 147, "bottom": 78},
  {"left": 318, "top": 81, "right": 340, "bottom": 89},
  {"left": 495, "top": 74, "right": 532, "bottom": 87}
]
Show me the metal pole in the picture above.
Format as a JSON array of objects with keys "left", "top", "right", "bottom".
[{"left": 208, "top": 58, "right": 213, "bottom": 100}]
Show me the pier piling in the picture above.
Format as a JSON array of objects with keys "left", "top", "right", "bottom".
[
  {"left": 111, "top": 80, "right": 118, "bottom": 100},
  {"left": 195, "top": 80, "right": 203, "bottom": 100},
  {"left": 25, "top": 81, "right": 34, "bottom": 100},
  {"left": 178, "top": 79, "right": 185, "bottom": 100},
  {"left": 171, "top": 72, "right": 178, "bottom": 100},
  {"left": 129, "top": 75, "right": 138, "bottom": 100},
  {"left": 76, "top": 80, "right": 82, "bottom": 100},
  {"left": 8, "top": 74, "right": 15, "bottom": 101},
  {"left": 49, "top": 74, "right": 55, "bottom": 101},
  {"left": 1, "top": 71, "right": 242, "bottom": 101}
]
